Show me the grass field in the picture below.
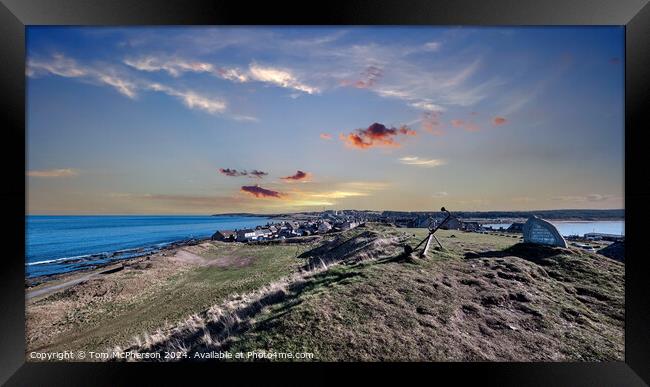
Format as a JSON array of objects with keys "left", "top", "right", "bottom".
[
  {"left": 27, "top": 238, "right": 320, "bottom": 353},
  {"left": 28, "top": 224, "right": 624, "bottom": 361},
  {"left": 225, "top": 229, "right": 624, "bottom": 361}
]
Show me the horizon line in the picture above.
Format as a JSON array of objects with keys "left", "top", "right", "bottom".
[{"left": 26, "top": 208, "right": 626, "bottom": 217}]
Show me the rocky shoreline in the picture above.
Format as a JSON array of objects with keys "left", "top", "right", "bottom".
[{"left": 25, "top": 237, "right": 210, "bottom": 290}]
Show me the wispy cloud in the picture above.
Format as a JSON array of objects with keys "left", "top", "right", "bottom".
[
  {"left": 308, "top": 191, "right": 368, "bottom": 199},
  {"left": 410, "top": 100, "right": 445, "bottom": 112},
  {"left": 27, "top": 168, "right": 79, "bottom": 178},
  {"left": 552, "top": 194, "right": 619, "bottom": 202},
  {"left": 125, "top": 56, "right": 250, "bottom": 83},
  {"left": 37, "top": 30, "right": 535, "bottom": 124},
  {"left": 366, "top": 57, "right": 498, "bottom": 112},
  {"left": 338, "top": 181, "right": 390, "bottom": 191},
  {"left": 125, "top": 55, "right": 318, "bottom": 96},
  {"left": 320, "top": 133, "right": 332, "bottom": 140},
  {"left": 399, "top": 156, "right": 447, "bottom": 167},
  {"left": 217, "top": 67, "right": 249, "bottom": 82},
  {"left": 442, "top": 59, "right": 481, "bottom": 88},
  {"left": 281, "top": 180, "right": 388, "bottom": 206},
  {"left": 248, "top": 63, "right": 319, "bottom": 94},
  {"left": 340, "top": 65, "right": 383, "bottom": 89},
  {"left": 232, "top": 114, "right": 259, "bottom": 122},
  {"left": 512, "top": 196, "right": 536, "bottom": 203},
  {"left": 120, "top": 35, "right": 494, "bottom": 112},
  {"left": 107, "top": 192, "right": 248, "bottom": 209},
  {"left": 124, "top": 56, "right": 214, "bottom": 77},
  {"left": 499, "top": 53, "right": 573, "bottom": 116},
  {"left": 28, "top": 54, "right": 137, "bottom": 98},
  {"left": 28, "top": 53, "right": 246, "bottom": 117},
  {"left": 422, "top": 41, "right": 441, "bottom": 52},
  {"left": 96, "top": 73, "right": 138, "bottom": 98},
  {"left": 27, "top": 53, "right": 87, "bottom": 78},
  {"left": 450, "top": 119, "right": 481, "bottom": 132},
  {"left": 420, "top": 111, "right": 445, "bottom": 136},
  {"left": 146, "top": 83, "right": 226, "bottom": 114},
  {"left": 432, "top": 191, "right": 449, "bottom": 198}
]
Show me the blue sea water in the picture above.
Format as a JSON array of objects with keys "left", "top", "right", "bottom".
[
  {"left": 26, "top": 215, "right": 269, "bottom": 278},
  {"left": 481, "top": 220, "right": 625, "bottom": 237}
]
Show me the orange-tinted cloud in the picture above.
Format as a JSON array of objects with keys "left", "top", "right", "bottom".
[
  {"left": 493, "top": 117, "right": 507, "bottom": 126},
  {"left": 282, "top": 170, "right": 310, "bottom": 181},
  {"left": 421, "top": 111, "right": 445, "bottom": 136},
  {"left": 450, "top": 119, "right": 464, "bottom": 128},
  {"left": 340, "top": 122, "right": 417, "bottom": 149},
  {"left": 241, "top": 185, "right": 283, "bottom": 198},
  {"left": 219, "top": 168, "right": 247, "bottom": 177},
  {"left": 320, "top": 133, "right": 332, "bottom": 140},
  {"left": 450, "top": 119, "right": 480, "bottom": 132}
]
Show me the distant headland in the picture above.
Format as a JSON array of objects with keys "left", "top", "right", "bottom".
[{"left": 213, "top": 209, "right": 624, "bottom": 221}]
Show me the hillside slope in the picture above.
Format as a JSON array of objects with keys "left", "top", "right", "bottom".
[{"left": 118, "top": 225, "right": 624, "bottom": 361}]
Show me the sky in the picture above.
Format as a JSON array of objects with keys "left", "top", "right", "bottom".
[{"left": 26, "top": 26, "right": 624, "bottom": 215}]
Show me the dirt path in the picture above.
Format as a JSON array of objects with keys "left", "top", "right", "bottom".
[
  {"left": 27, "top": 263, "right": 125, "bottom": 300},
  {"left": 169, "top": 249, "right": 210, "bottom": 266},
  {"left": 27, "top": 272, "right": 99, "bottom": 300}
]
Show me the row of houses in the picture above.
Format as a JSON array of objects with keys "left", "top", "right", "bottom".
[
  {"left": 384, "top": 215, "right": 481, "bottom": 232},
  {"left": 582, "top": 233, "right": 624, "bottom": 242},
  {"left": 211, "top": 219, "right": 362, "bottom": 243}
]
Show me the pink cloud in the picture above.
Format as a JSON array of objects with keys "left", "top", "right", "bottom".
[
  {"left": 320, "top": 133, "right": 332, "bottom": 140},
  {"left": 451, "top": 119, "right": 480, "bottom": 132},
  {"left": 281, "top": 170, "right": 310, "bottom": 181},
  {"left": 421, "top": 112, "right": 445, "bottom": 136},
  {"left": 493, "top": 117, "right": 507, "bottom": 126},
  {"left": 241, "top": 185, "right": 283, "bottom": 198}
]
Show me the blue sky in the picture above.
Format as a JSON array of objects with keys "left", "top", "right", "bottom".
[{"left": 26, "top": 27, "right": 624, "bottom": 214}]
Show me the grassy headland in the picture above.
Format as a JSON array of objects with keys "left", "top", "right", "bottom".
[{"left": 27, "top": 223, "right": 624, "bottom": 361}]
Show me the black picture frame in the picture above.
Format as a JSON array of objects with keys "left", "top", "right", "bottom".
[{"left": 1, "top": 0, "right": 649, "bottom": 385}]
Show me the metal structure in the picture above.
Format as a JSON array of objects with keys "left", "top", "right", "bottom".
[{"left": 413, "top": 207, "right": 452, "bottom": 258}]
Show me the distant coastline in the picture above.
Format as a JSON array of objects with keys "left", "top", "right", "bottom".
[{"left": 212, "top": 209, "right": 624, "bottom": 221}]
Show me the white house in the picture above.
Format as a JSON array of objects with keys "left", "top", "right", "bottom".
[{"left": 318, "top": 221, "right": 333, "bottom": 233}]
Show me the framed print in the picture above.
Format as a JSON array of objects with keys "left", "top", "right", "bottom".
[{"left": 1, "top": 0, "right": 649, "bottom": 385}]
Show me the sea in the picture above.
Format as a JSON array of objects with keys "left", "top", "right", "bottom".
[
  {"left": 480, "top": 220, "right": 625, "bottom": 237},
  {"left": 26, "top": 215, "right": 270, "bottom": 278}
]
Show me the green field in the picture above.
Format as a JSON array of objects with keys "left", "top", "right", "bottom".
[
  {"left": 30, "top": 224, "right": 624, "bottom": 362},
  {"left": 30, "top": 239, "right": 319, "bottom": 354}
]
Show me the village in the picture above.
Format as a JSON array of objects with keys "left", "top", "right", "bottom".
[
  {"left": 211, "top": 209, "right": 503, "bottom": 244},
  {"left": 208, "top": 211, "right": 486, "bottom": 242},
  {"left": 210, "top": 210, "right": 623, "bottom": 262},
  {"left": 211, "top": 217, "right": 363, "bottom": 242}
]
